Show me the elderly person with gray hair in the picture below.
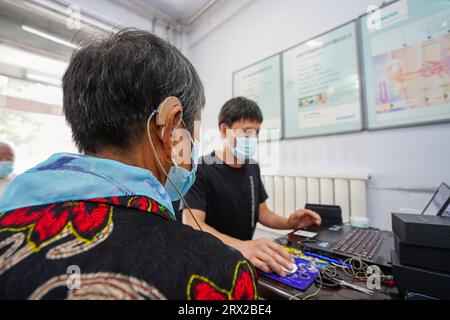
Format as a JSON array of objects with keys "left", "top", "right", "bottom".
[
  {"left": 0, "top": 141, "right": 15, "bottom": 198},
  {"left": 0, "top": 29, "right": 257, "bottom": 300}
]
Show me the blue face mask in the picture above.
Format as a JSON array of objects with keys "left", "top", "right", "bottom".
[
  {"left": 0, "top": 161, "right": 14, "bottom": 178},
  {"left": 164, "top": 137, "right": 199, "bottom": 201},
  {"left": 147, "top": 108, "right": 199, "bottom": 202},
  {"left": 232, "top": 137, "right": 258, "bottom": 161}
]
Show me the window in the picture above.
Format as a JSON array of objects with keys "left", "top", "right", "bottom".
[{"left": 0, "top": 75, "right": 76, "bottom": 174}]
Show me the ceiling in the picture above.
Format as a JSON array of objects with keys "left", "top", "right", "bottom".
[
  {"left": 137, "top": 0, "right": 212, "bottom": 22},
  {"left": 0, "top": 0, "right": 107, "bottom": 86},
  {"left": 0, "top": 0, "right": 94, "bottom": 61}
]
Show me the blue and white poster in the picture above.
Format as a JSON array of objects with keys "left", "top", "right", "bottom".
[
  {"left": 233, "top": 55, "right": 282, "bottom": 140},
  {"left": 282, "top": 22, "right": 363, "bottom": 139}
]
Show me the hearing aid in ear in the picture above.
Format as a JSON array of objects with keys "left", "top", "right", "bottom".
[
  {"left": 147, "top": 96, "right": 204, "bottom": 232},
  {"left": 156, "top": 97, "right": 183, "bottom": 128}
]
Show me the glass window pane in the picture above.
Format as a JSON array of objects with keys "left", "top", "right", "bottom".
[{"left": 0, "top": 108, "right": 76, "bottom": 174}]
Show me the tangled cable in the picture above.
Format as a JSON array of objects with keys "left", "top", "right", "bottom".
[{"left": 289, "top": 256, "right": 392, "bottom": 300}]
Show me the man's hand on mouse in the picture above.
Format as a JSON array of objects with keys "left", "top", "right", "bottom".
[
  {"left": 286, "top": 209, "right": 322, "bottom": 230},
  {"left": 236, "top": 238, "right": 295, "bottom": 277}
]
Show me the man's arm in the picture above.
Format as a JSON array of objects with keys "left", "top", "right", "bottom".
[
  {"left": 258, "top": 202, "right": 290, "bottom": 230},
  {"left": 183, "top": 208, "right": 294, "bottom": 277},
  {"left": 259, "top": 202, "right": 322, "bottom": 230}
]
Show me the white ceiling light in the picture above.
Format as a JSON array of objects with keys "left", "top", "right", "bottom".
[
  {"left": 0, "top": 75, "right": 9, "bottom": 89},
  {"left": 0, "top": 44, "right": 68, "bottom": 77},
  {"left": 22, "top": 25, "right": 78, "bottom": 49},
  {"left": 26, "top": 73, "right": 62, "bottom": 87}
]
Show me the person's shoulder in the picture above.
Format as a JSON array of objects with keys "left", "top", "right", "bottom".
[
  {"left": 113, "top": 205, "right": 254, "bottom": 267},
  {"left": 168, "top": 220, "right": 238, "bottom": 254},
  {"left": 130, "top": 216, "right": 259, "bottom": 300},
  {"left": 162, "top": 220, "right": 247, "bottom": 268},
  {"left": 246, "top": 160, "right": 262, "bottom": 173},
  {"left": 196, "top": 152, "right": 221, "bottom": 174},
  {"left": 166, "top": 223, "right": 259, "bottom": 300}
]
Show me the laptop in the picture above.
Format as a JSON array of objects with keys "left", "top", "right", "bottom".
[
  {"left": 423, "top": 183, "right": 450, "bottom": 216},
  {"left": 290, "top": 183, "right": 450, "bottom": 270}
]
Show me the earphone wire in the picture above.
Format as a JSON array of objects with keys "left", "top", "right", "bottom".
[
  {"left": 288, "top": 254, "right": 389, "bottom": 300},
  {"left": 147, "top": 110, "right": 203, "bottom": 232}
]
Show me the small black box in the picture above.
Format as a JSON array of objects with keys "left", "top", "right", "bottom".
[
  {"left": 395, "top": 236, "right": 450, "bottom": 274},
  {"left": 391, "top": 250, "right": 450, "bottom": 300},
  {"left": 305, "top": 204, "right": 342, "bottom": 227},
  {"left": 392, "top": 213, "right": 450, "bottom": 249}
]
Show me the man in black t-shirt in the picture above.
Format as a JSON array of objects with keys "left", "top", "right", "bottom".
[{"left": 184, "top": 97, "right": 322, "bottom": 277}]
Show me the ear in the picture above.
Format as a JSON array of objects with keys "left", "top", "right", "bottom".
[
  {"left": 219, "top": 123, "right": 229, "bottom": 140},
  {"left": 160, "top": 105, "right": 183, "bottom": 157}
]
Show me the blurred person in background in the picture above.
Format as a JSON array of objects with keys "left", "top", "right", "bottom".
[{"left": 0, "top": 141, "right": 15, "bottom": 198}]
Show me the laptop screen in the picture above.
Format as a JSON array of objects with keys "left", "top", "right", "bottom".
[
  {"left": 442, "top": 203, "right": 450, "bottom": 218},
  {"left": 422, "top": 183, "right": 450, "bottom": 216}
]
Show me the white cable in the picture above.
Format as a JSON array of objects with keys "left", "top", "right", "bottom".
[
  {"left": 287, "top": 254, "right": 390, "bottom": 300},
  {"left": 146, "top": 111, "right": 203, "bottom": 232}
]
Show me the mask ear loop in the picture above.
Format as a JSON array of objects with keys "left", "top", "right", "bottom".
[
  {"left": 147, "top": 110, "right": 203, "bottom": 231},
  {"left": 180, "top": 118, "right": 198, "bottom": 168}
]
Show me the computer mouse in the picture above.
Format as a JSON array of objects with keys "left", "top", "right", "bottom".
[{"left": 282, "top": 263, "right": 298, "bottom": 275}]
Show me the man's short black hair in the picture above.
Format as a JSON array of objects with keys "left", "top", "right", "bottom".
[
  {"left": 218, "top": 97, "right": 263, "bottom": 127},
  {"left": 63, "top": 29, "right": 205, "bottom": 153}
]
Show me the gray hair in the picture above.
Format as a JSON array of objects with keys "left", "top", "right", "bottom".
[{"left": 63, "top": 28, "right": 205, "bottom": 153}]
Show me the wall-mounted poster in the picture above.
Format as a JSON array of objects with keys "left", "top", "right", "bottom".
[
  {"left": 233, "top": 54, "right": 282, "bottom": 140},
  {"left": 282, "top": 21, "right": 363, "bottom": 139},
  {"left": 361, "top": 0, "right": 450, "bottom": 130}
]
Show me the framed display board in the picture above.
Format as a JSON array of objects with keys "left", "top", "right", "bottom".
[
  {"left": 233, "top": 54, "right": 283, "bottom": 140},
  {"left": 360, "top": 0, "right": 450, "bottom": 130},
  {"left": 282, "top": 21, "right": 363, "bottom": 139}
]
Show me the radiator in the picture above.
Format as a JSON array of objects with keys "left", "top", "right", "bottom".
[{"left": 258, "top": 173, "right": 370, "bottom": 235}]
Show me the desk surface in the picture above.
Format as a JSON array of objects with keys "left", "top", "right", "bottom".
[
  {"left": 257, "top": 236, "right": 402, "bottom": 300},
  {"left": 258, "top": 271, "right": 401, "bottom": 300}
]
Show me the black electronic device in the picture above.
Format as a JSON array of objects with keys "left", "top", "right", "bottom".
[
  {"left": 422, "top": 183, "right": 450, "bottom": 216},
  {"left": 297, "top": 224, "right": 394, "bottom": 269},
  {"left": 392, "top": 213, "right": 450, "bottom": 250},
  {"left": 305, "top": 204, "right": 342, "bottom": 226},
  {"left": 394, "top": 236, "right": 450, "bottom": 274},
  {"left": 297, "top": 184, "right": 450, "bottom": 271},
  {"left": 391, "top": 250, "right": 450, "bottom": 300}
]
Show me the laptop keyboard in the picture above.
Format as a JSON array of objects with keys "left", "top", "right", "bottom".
[{"left": 332, "top": 229, "right": 386, "bottom": 261}]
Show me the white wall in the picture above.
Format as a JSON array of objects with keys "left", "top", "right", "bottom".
[{"left": 187, "top": 0, "right": 450, "bottom": 230}]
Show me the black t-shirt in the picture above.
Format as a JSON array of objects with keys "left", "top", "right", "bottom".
[{"left": 185, "top": 152, "right": 268, "bottom": 241}]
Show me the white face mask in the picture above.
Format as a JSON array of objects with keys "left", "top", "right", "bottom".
[{"left": 231, "top": 137, "right": 258, "bottom": 161}]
